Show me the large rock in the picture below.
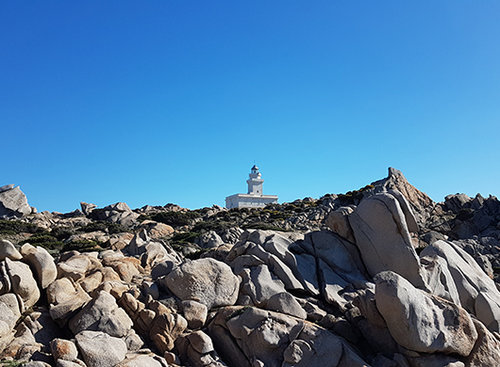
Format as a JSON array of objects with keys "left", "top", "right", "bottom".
[
  {"left": 115, "top": 353, "right": 169, "bottom": 367},
  {"left": 0, "top": 258, "right": 40, "bottom": 308},
  {"left": 375, "top": 271, "right": 477, "bottom": 356},
  {"left": 182, "top": 300, "right": 208, "bottom": 329},
  {"left": 20, "top": 243, "right": 57, "bottom": 289},
  {"left": 50, "top": 338, "right": 79, "bottom": 361},
  {"left": 89, "top": 202, "right": 139, "bottom": 227},
  {"left": 371, "top": 167, "right": 434, "bottom": 223},
  {"left": 466, "top": 318, "right": 500, "bottom": 366},
  {"left": 349, "top": 191, "right": 427, "bottom": 288},
  {"left": 148, "top": 300, "right": 188, "bottom": 352},
  {"left": 208, "top": 306, "right": 369, "bottom": 367},
  {"left": 75, "top": 330, "right": 127, "bottom": 367},
  {"left": 47, "top": 278, "right": 91, "bottom": 323},
  {"left": 69, "top": 290, "right": 133, "bottom": 338},
  {"left": 0, "top": 293, "right": 22, "bottom": 353},
  {"left": 164, "top": 258, "right": 240, "bottom": 309},
  {"left": 325, "top": 206, "right": 355, "bottom": 243},
  {"left": 0, "top": 185, "right": 33, "bottom": 218},
  {"left": 0, "top": 239, "right": 22, "bottom": 261},
  {"left": 421, "top": 240, "right": 500, "bottom": 332}
]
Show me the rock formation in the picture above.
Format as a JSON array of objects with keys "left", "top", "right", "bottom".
[{"left": 0, "top": 168, "right": 499, "bottom": 366}]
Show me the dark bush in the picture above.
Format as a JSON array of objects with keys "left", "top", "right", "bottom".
[
  {"left": 0, "top": 220, "right": 44, "bottom": 235},
  {"left": 20, "top": 234, "right": 64, "bottom": 252},
  {"left": 192, "top": 220, "right": 233, "bottom": 233},
  {"left": 337, "top": 184, "right": 375, "bottom": 205},
  {"left": 79, "top": 221, "right": 129, "bottom": 234},
  {"left": 150, "top": 211, "right": 201, "bottom": 227},
  {"left": 65, "top": 239, "right": 105, "bottom": 252},
  {"left": 170, "top": 231, "right": 200, "bottom": 245},
  {"left": 242, "top": 222, "right": 287, "bottom": 231}
]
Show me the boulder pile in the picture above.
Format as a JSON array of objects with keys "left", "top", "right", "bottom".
[{"left": 0, "top": 169, "right": 499, "bottom": 366}]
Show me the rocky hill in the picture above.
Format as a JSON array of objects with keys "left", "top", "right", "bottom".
[{"left": 0, "top": 168, "right": 499, "bottom": 366}]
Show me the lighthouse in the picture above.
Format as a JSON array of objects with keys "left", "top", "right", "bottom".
[{"left": 225, "top": 165, "right": 278, "bottom": 209}]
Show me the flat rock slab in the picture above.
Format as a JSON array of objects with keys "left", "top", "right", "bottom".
[
  {"left": 164, "top": 258, "right": 240, "bottom": 309},
  {"left": 375, "top": 271, "right": 477, "bottom": 356},
  {"left": 75, "top": 330, "right": 127, "bottom": 367}
]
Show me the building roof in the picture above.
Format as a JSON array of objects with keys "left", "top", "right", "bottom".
[{"left": 251, "top": 165, "right": 259, "bottom": 171}]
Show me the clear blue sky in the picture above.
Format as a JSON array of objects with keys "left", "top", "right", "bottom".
[{"left": 2, "top": 1, "right": 499, "bottom": 212}]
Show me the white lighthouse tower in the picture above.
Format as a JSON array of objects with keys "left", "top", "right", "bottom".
[
  {"left": 247, "top": 165, "right": 264, "bottom": 194},
  {"left": 225, "top": 165, "right": 278, "bottom": 209}
]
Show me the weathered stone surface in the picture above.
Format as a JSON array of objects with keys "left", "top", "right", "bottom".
[
  {"left": 0, "top": 293, "right": 22, "bottom": 353},
  {"left": 349, "top": 192, "right": 427, "bottom": 288},
  {"left": 50, "top": 338, "right": 78, "bottom": 361},
  {"left": 182, "top": 300, "right": 208, "bottom": 329},
  {"left": 57, "top": 254, "right": 95, "bottom": 281},
  {"left": 75, "top": 330, "right": 127, "bottom": 367},
  {"left": 1, "top": 258, "right": 40, "bottom": 308},
  {"left": 164, "top": 258, "right": 240, "bottom": 309},
  {"left": 266, "top": 292, "right": 307, "bottom": 319},
  {"left": 47, "top": 278, "right": 91, "bottom": 323},
  {"left": 0, "top": 239, "right": 22, "bottom": 261},
  {"left": 209, "top": 306, "right": 369, "bottom": 367},
  {"left": 237, "top": 263, "right": 286, "bottom": 306},
  {"left": 23, "top": 362, "right": 52, "bottom": 367},
  {"left": 69, "top": 290, "right": 133, "bottom": 337},
  {"left": 375, "top": 271, "right": 477, "bottom": 356},
  {"left": 195, "top": 230, "right": 224, "bottom": 249},
  {"left": 56, "top": 360, "right": 86, "bottom": 367},
  {"left": 20, "top": 306, "right": 64, "bottom": 348},
  {"left": 187, "top": 330, "right": 214, "bottom": 354},
  {"left": 140, "top": 220, "right": 175, "bottom": 238},
  {"left": 115, "top": 353, "right": 169, "bottom": 367},
  {"left": 465, "top": 318, "right": 500, "bottom": 367},
  {"left": 326, "top": 206, "right": 356, "bottom": 243},
  {"left": 372, "top": 167, "right": 434, "bottom": 223},
  {"left": 148, "top": 300, "right": 188, "bottom": 352},
  {"left": 80, "top": 202, "right": 97, "bottom": 216},
  {"left": 421, "top": 240, "right": 500, "bottom": 332},
  {"left": 89, "top": 202, "right": 139, "bottom": 226},
  {"left": 0, "top": 185, "right": 32, "bottom": 217},
  {"left": 21, "top": 243, "right": 57, "bottom": 288},
  {"left": 301, "top": 231, "right": 370, "bottom": 308}
]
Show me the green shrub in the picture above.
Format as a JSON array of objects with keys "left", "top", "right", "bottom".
[
  {"left": 65, "top": 239, "right": 105, "bottom": 252},
  {"left": 170, "top": 231, "right": 200, "bottom": 245},
  {"left": 192, "top": 220, "right": 233, "bottom": 233},
  {"left": 0, "top": 220, "right": 43, "bottom": 235},
  {"left": 50, "top": 227, "right": 75, "bottom": 241},
  {"left": 150, "top": 211, "right": 201, "bottom": 227},
  {"left": 242, "top": 222, "right": 287, "bottom": 231},
  {"left": 79, "top": 221, "right": 129, "bottom": 234},
  {"left": 20, "top": 234, "right": 64, "bottom": 252},
  {"left": 337, "top": 184, "right": 375, "bottom": 205}
]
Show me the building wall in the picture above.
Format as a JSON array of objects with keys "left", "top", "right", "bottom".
[{"left": 225, "top": 195, "right": 278, "bottom": 209}]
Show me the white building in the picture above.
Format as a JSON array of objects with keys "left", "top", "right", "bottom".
[{"left": 225, "top": 165, "right": 278, "bottom": 209}]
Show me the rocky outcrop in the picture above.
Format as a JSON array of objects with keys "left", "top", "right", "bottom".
[
  {"left": 75, "top": 330, "right": 127, "bottom": 367},
  {"left": 1, "top": 168, "right": 500, "bottom": 366},
  {"left": 0, "top": 239, "right": 22, "bottom": 261},
  {"left": 421, "top": 240, "right": 500, "bottom": 332},
  {"left": 163, "top": 258, "right": 240, "bottom": 309},
  {"left": 20, "top": 243, "right": 57, "bottom": 289},
  {"left": 88, "top": 202, "right": 139, "bottom": 227},
  {"left": 371, "top": 167, "right": 434, "bottom": 221},
  {"left": 349, "top": 191, "right": 427, "bottom": 288},
  {"left": 375, "top": 271, "right": 477, "bottom": 356},
  {"left": 0, "top": 258, "right": 40, "bottom": 308},
  {"left": 0, "top": 185, "right": 33, "bottom": 218},
  {"left": 208, "top": 306, "right": 369, "bottom": 367}
]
